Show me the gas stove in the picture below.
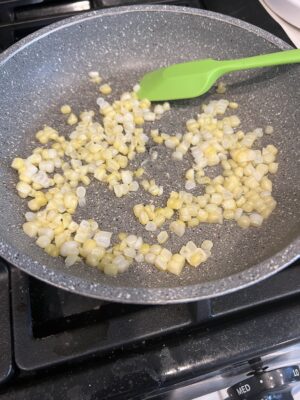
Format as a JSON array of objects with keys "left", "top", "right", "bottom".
[
  {"left": 0, "top": 1, "right": 299, "bottom": 399},
  {"left": 1, "top": 261, "right": 300, "bottom": 399},
  {"left": 0, "top": 0, "right": 293, "bottom": 51}
]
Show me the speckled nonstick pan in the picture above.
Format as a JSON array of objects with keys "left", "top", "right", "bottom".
[{"left": 0, "top": 5, "right": 299, "bottom": 304}]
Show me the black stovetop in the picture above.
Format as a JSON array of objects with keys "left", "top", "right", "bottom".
[
  {"left": 0, "top": 0, "right": 293, "bottom": 51},
  {"left": 0, "top": 1, "right": 298, "bottom": 399},
  {"left": 1, "top": 260, "right": 300, "bottom": 399}
]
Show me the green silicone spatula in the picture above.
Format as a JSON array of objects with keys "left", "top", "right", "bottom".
[{"left": 137, "top": 49, "right": 300, "bottom": 101}]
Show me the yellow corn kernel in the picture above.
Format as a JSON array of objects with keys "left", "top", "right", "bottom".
[
  {"left": 60, "top": 104, "right": 71, "bottom": 114},
  {"left": 229, "top": 102, "right": 238, "bottom": 109},
  {"left": 134, "top": 116, "right": 144, "bottom": 125},
  {"left": 237, "top": 215, "right": 251, "bottom": 229},
  {"left": 61, "top": 213, "right": 72, "bottom": 229},
  {"left": 197, "top": 209, "right": 208, "bottom": 222},
  {"left": 64, "top": 193, "right": 78, "bottom": 210},
  {"left": 67, "top": 113, "right": 78, "bottom": 125},
  {"left": 266, "top": 144, "right": 278, "bottom": 155},
  {"left": 167, "top": 254, "right": 185, "bottom": 276},
  {"left": 222, "top": 199, "right": 236, "bottom": 210},
  {"left": 188, "top": 218, "right": 199, "bottom": 228},
  {"left": 207, "top": 212, "right": 223, "bottom": 224},
  {"left": 118, "top": 232, "right": 127, "bottom": 241},
  {"left": 28, "top": 197, "right": 47, "bottom": 211},
  {"left": 144, "top": 205, "right": 155, "bottom": 220},
  {"left": 153, "top": 214, "right": 165, "bottom": 227},
  {"left": 133, "top": 204, "right": 144, "bottom": 218},
  {"left": 19, "top": 174, "right": 32, "bottom": 184},
  {"left": 234, "top": 167, "right": 244, "bottom": 178},
  {"left": 162, "top": 207, "right": 174, "bottom": 219},
  {"left": 11, "top": 158, "right": 24, "bottom": 170},
  {"left": 185, "top": 169, "right": 194, "bottom": 181},
  {"left": 150, "top": 245, "right": 162, "bottom": 255},
  {"left": 216, "top": 81, "right": 226, "bottom": 93},
  {"left": 160, "top": 248, "right": 172, "bottom": 262},
  {"left": 139, "top": 99, "right": 151, "bottom": 109},
  {"left": 261, "top": 177, "right": 272, "bottom": 191},
  {"left": 82, "top": 239, "right": 97, "bottom": 255},
  {"left": 210, "top": 193, "right": 223, "bottom": 206},
  {"left": 260, "top": 207, "right": 272, "bottom": 219},
  {"left": 141, "top": 179, "right": 150, "bottom": 190},
  {"left": 134, "top": 167, "right": 145, "bottom": 178},
  {"left": 167, "top": 197, "right": 182, "bottom": 210},
  {"left": 53, "top": 174, "right": 65, "bottom": 185},
  {"left": 186, "top": 248, "right": 207, "bottom": 267},
  {"left": 153, "top": 136, "right": 164, "bottom": 144},
  {"left": 256, "top": 163, "right": 269, "bottom": 176},
  {"left": 243, "top": 201, "right": 254, "bottom": 213},
  {"left": 268, "top": 162, "right": 278, "bottom": 174},
  {"left": 116, "top": 155, "right": 129, "bottom": 168},
  {"left": 236, "top": 196, "right": 246, "bottom": 207},
  {"left": 99, "top": 84, "right": 112, "bottom": 95},
  {"left": 45, "top": 244, "right": 59, "bottom": 257},
  {"left": 186, "top": 119, "right": 199, "bottom": 132},
  {"left": 16, "top": 181, "right": 32, "bottom": 198},
  {"left": 223, "top": 209, "right": 235, "bottom": 220},
  {"left": 140, "top": 243, "right": 150, "bottom": 255},
  {"left": 23, "top": 222, "right": 38, "bottom": 237},
  {"left": 94, "top": 167, "right": 106, "bottom": 181},
  {"left": 139, "top": 211, "right": 149, "bottom": 225},
  {"left": 54, "top": 225, "right": 65, "bottom": 235},
  {"left": 154, "top": 257, "right": 168, "bottom": 271}
]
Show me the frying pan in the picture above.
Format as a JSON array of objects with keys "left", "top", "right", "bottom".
[{"left": 0, "top": 5, "right": 299, "bottom": 304}]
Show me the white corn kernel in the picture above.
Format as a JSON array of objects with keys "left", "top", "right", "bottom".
[
  {"left": 169, "top": 220, "right": 185, "bottom": 237},
  {"left": 157, "top": 231, "right": 169, "bottom": 244},
  {"left": 265, "top": 125, "right": 274, "bottom": 135},
  {"left": 201, "top": 240, "right": 213, "bottom": 252},
  {"left": 94, "top": 231, "right": 112, "bottom": 248},
  {"left": 145, "top": 222, "right": 157, "bottom": 232}
]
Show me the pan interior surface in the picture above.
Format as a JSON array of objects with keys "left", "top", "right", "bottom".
[{"left": 0, "top": 7, "right": 299, "bottom": 303}]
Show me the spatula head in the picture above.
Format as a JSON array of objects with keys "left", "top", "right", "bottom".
[{"left": 138, "top": 59, "right": 221, "bottom": 101}]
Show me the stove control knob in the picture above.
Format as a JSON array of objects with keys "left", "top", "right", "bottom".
[{"left": 227, "top": 365, "right": 300, "bottom": 399}]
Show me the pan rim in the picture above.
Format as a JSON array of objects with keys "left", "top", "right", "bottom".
[{"left": 0, "top": 5, "right": 299, "bottom": 304}]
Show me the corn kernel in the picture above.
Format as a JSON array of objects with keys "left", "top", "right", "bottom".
[
  {"left": 99, "top": 84, "right": 112, "bottom": 95},
  {"left": 45, "top": 244, "right": 59, "bottom": 257},
  {"left": 237, "top": 215, "right": 251, "bottom": 229},
  {"left": 157, "top": 231, "right": 169, "bottom": 244},
  {"left": 268, "top": 162, "right": 278, "bottom": 174},
  {"left": 140, "top": 243, "right": 150, "bottom": 255},
  {"left": 139, "top": 211, "right": 149, "bottom": 225},
  {"left": 11, "top": 158, "right": 24, "bottom": 170},
  {"left": 61, "top": 104, "right": 71, "bottom": 114},
  {"left": 167, "top": 254, "right": 185, "bottom": 276},
  {"left": 67, "top": 113, "right": 78, "bottom": 125},
  {"left": 186, "top": 248, "right": 207, "bottom": 267},
  {"left": 134, "top": 167, "right": 145, "bottom": 178},
  {"left": 169, "top": 220, "right": 185, "bottom": 237},
  {"left": 150, "top": 245, "right": 162, "bottom": 255},
  {"left": 23, "top": 222, "right": 38, "bottom": 237}
]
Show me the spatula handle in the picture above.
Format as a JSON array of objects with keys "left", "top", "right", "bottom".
[{"left": 223, "top": 49, "right": 300, "bottom": 72}]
